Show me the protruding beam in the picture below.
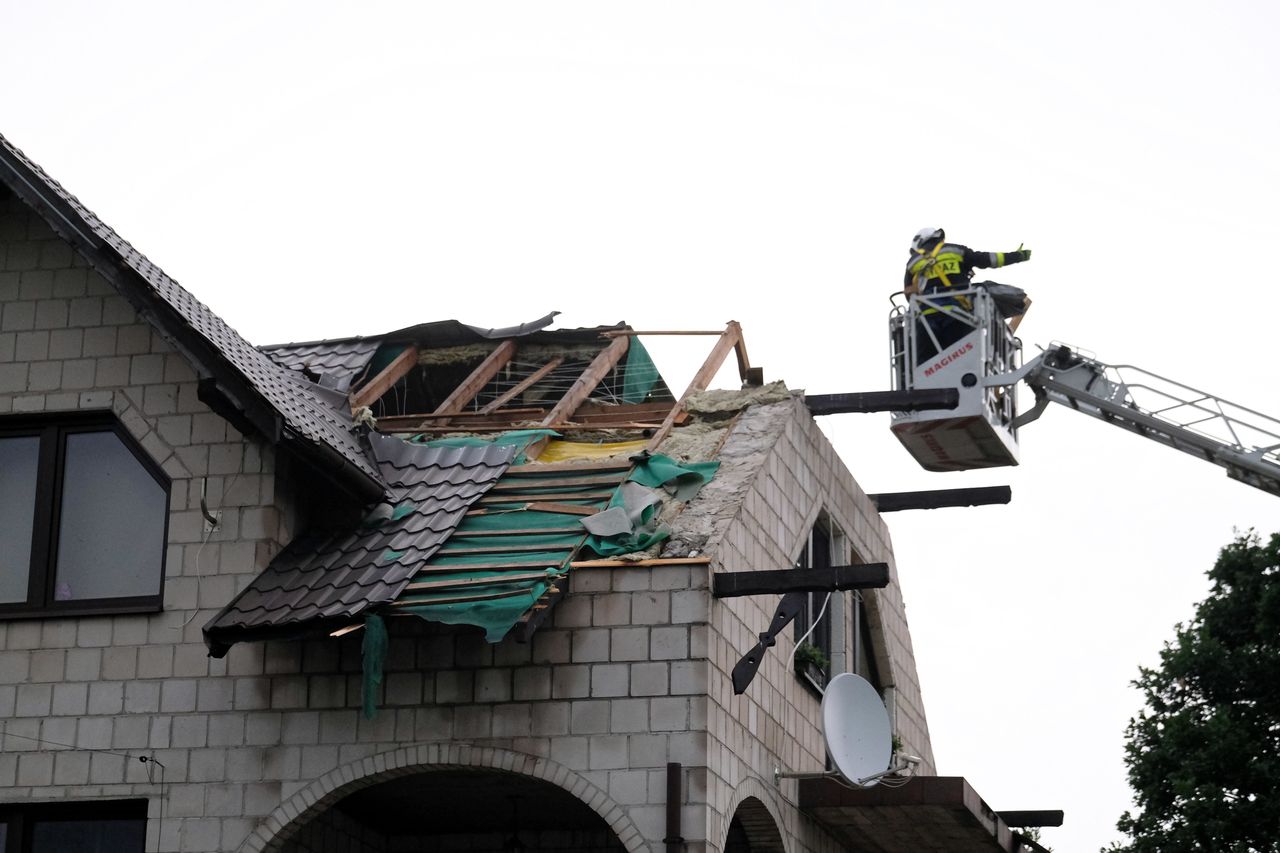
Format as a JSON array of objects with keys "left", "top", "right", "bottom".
[
  {"left": 805, "top": 389, "right": 959, "bottom": 415},
  {"left": 713, "top": 563, "right": 890, "bottom": 599},
  {"left": 999, "top": 810, "right": 1065, "bottom": 828},
  {"left": 349, "top": 345, "right": 420, "bottom": 410},
  {"left": 870, "top": 486, "right": 1011, "bottom": 512},
  {"left": 646, "top": 321, "right": 743, "bottom": 452}
]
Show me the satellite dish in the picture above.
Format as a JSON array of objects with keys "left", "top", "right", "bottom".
[{"left": 821, "top": 672, "right": 893, "bottom": 786}]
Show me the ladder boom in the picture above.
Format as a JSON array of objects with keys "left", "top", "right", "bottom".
[{"left": 1022, "top": 345, "right": 1280, "bottom": 497}]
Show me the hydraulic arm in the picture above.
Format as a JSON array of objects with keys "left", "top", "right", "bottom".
[
  {"left": 994, "top": 344, "right": 1280, "bottom": 497},
  {"left": 888, "top": 289, "right": 1280, "bottom": 496}
]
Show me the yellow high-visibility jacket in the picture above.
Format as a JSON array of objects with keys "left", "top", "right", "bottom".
[{"left": 905, "top": 242, "right": 1030, "bottom": 313}]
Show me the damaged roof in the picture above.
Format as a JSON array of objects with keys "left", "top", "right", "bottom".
[
  {"left": 204, "top": 433, "right": 517, "bottom": 655},
  {"left": 262, "top": 313, "right": 563, "bottom": 393},
  {"left": 0, "top": 129, "right": 762, "bottom": 654},
  {"left": 0, "top": 132, "right": 382, "bottom": 498}
]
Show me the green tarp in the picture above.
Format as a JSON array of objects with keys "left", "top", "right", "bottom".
[{"left": 387, "top": 449, "right": 718, "bottom": 643}]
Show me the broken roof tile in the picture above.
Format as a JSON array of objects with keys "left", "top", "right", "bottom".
[{"left": 203, "top": 437, "right": 517, "bottom": 655}]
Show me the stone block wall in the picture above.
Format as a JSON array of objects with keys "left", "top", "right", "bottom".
[
  {"left": 2, "top": 185, "right": 935, "bottom": 853},
  {"left": 692, "top": 397, "right": 936, "bottom": 853}
]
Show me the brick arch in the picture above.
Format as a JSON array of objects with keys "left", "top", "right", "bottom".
[
  {"left": 237, "top": 742, "right": 646, "bottom": 853},
  {"left": 720, "top": 779, "right": 788, "bottom": 853}
]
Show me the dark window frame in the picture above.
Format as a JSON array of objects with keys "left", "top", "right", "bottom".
[
  {"left": 0, "top": 411, "right": 169, "bottom": 619},
  {"left": 852, "top": 590, "right": 883, "bottom": 692},
  {"left": 793, "top": 519, "right": 835, "bottom": 694},
  {"left": 793, "top": 516, "right": 885, "bottom": 697},
  {"left": 0, "top": 799, "right": 148, "bottom": 853}
]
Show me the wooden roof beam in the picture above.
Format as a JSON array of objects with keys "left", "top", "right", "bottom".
[
  {"left": 478, "top": 357, "right": 563, "bottom": 414},
  {"left": 349, "top": 344, "right": 419, "bottom": 411},
  {"left": 431, "top": 339, "right": 518, "bottom": 426},
  {"left": 522, "top": 335, "right": 631, "bottom": 461},
  {"left": 645, "top": 321, "right": 743, "bottom": 452},
  {"left": 601, "top": 326, "right": 756, "bottom": 384}
]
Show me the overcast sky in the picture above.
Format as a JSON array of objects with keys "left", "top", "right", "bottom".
[{"left": 5, "top": 2, "right": 1279, "bottom": 849}]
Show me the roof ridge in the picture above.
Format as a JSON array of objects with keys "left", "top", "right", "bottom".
[{"left": 0, "top": 130, "right": 383, "bottom": 496}]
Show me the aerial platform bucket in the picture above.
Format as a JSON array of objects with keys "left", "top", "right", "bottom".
[{"left": 889, "top": 289, "right": 1022, "bottom": 472}]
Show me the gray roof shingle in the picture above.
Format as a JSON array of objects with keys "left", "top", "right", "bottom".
[
  {"left": 263, "top": 338, "right": 384, "bottom": 392},
  {"left": 203, "top": 433, "right": 516, "bottom": 654},
  {"left": 0, "top": 132, "right": 381, "bottom": 490}
]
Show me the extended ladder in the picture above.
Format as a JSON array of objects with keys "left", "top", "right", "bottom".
[{"left": 994, "top": 345, "right": 1280, "bottom": 497}]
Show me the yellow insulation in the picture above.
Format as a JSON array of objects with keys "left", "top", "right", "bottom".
[{"left": 537, "top": 438, "right": 648, "bottom": 463}]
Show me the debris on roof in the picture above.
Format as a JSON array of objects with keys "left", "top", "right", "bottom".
[
  {"left": 203, "top": 433, "right": 517, "bottom": 656},
  {"left": 205, "top": 321, "right": 766, "bottom": 652},
  {"left": 0, "top": 129, "right": 790, "bottom": 656}
]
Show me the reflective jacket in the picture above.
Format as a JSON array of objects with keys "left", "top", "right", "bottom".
[{"left": 905, "top": 242, "right": 1030, "bottom": 313}]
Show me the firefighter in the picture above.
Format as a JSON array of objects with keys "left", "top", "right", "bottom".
[{"left": 905, "top": 227, "right": 1032, "bottom": 361}]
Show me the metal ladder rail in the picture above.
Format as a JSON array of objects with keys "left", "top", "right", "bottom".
[
  {"left": 1063, "top": 355, "right": 1280, "bottom": 462},
  {"left": 1027, "top": 356, "right": 1280, "bottom": 496}
]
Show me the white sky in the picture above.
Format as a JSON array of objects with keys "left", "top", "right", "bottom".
[{"left": 5, "top": 2, "right": 1279, "bottom": 849}]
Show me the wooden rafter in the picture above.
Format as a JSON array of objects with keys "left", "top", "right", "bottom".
[
  {"left": 431, "top": 339, "right": 518, "bottom": 425},
  {"left": 403, "top": 571, "right": 555, "bottom": 593},
  {"left": 349, "top": 344, "right": 419, "bottom": 410},
  {"left": 520, "top": 335, "right": 631, "bottom": 461},
  {"left": 478, "top": 357, "right": 563, "bottom": 414},
  {"left": 645, "top": 321, "right": 743, "bottom": 451},
  {"left": 540, "top": 335, "right": 630, "bottom": 427}
]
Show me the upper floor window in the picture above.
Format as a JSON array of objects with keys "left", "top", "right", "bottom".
[
  {"left": 0, "top": 414, "right": 168, "bottom": 617},
  {"left": 794, "top": 520, "right": 834, "bottom": 689},
  {"left": 793, "top": 516, "right": 884, "bottom": 695},
  {"left": 852, "top": 590, "right": 882, "bottom": 691}
]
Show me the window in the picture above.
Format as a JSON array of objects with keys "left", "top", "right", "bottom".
[
  {"left": 0, "top": 414, "right": 168, "bottom": 617},
  {"left": 851, "top": 590, "right": 882, "bottom": 692},
  {"left": 793, "top": 516, "right": 884, "bottom": 694},
  {"left": 794, "top": 520, "right": 834, "bottom": 690},
  {"left": 0, "top": 801, "right": 147, "bottom": 853}
]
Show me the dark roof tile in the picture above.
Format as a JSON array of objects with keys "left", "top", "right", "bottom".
[
  {"left": 204, "top": 437, "right": 516, "bottom": 653},
  {"left": 0, "top": 132, "right": 381, "bottom": 488}
]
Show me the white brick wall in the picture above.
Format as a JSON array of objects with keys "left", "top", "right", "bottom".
[{"left": 1, "top": 189, "right": 934, "bottom": 853}]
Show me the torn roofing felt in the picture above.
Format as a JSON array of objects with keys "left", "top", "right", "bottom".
[
  {"left": 261, "top": 313, "right": 562, "bottom": 394},
  {"left": 385, "top": 438, "right": 721, "bottom": 644},
  {"left": 203, "top": 432, "right": 516, "bottom": 656},
  {"left": 388, "top": 452, "right": 629, "bottom": 642},
  {"left": 0, "top": 131, "right": 381, "bottom": 497}
]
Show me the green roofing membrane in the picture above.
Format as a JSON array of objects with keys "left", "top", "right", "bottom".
[
  {"left": 390, "top": 463, "right": 622, "bottom": 641},
  {"left": 383, "top": 444, "right": 719, "bottom": 644}
]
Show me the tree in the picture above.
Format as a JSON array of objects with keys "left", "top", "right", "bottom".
[{"left": 1109, "top": 532, "right": 1280, "bottom": 852}]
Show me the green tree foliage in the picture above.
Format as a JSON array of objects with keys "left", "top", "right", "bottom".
[{"left": 1109, "top": 532, "right": 1280, "bottom": 852}]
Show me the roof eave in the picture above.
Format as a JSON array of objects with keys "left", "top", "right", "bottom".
[{"left": 0, "top": 144, "right": 384, "bottom": 504}]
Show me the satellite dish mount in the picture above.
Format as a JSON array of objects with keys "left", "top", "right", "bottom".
[{"left": 774, "top": 672, "right": 918, "bottom": 788}]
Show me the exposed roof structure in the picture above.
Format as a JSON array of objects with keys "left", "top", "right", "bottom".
[
  {"left": 262, "top": 314, "right": 562, "bottom": 393},
  {"left": 0, "top": 131, "right": 759, "bottom": 653},
  {"left": 204, "top": 435, "right": 518, "bottom": 655}
]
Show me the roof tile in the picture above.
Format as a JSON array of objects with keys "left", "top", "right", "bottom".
[
  {"left": 0, "top": 132, "right": 380, "bottom": 486},
  {"left": 203, "top": 434, "right": 516, "bottom": 653}
]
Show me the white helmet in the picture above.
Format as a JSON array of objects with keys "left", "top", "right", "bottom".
[{"left": 912, "top": 227, "right": 944, "bottom": 250}]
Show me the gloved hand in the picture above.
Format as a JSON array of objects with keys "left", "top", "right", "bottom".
[{"left": 1016, "top": 243, "right": 1031, "bottom": 261}]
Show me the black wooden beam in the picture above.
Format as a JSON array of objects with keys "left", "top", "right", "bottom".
[
  {"left": 713, "top": 563, "right": 889, "bottom": 599},
  {"left": 805, "top": 389, "right": 959, "bottom": 415},
  {"left": 870, "top": 486, "right": 1011, "bottom": 512},
  {"left": 999, "top": 810, "right": 1065, "bottom": 828}
]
